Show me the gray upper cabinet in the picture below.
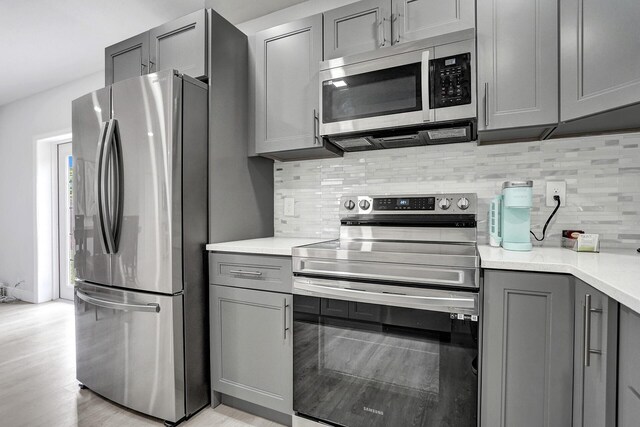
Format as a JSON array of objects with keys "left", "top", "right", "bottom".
[
  {"left": 210, "top": 285, "right": 293, "bottom": 415},
  {"left": 391, "top": 0, "right": 474, "bottom": 45},
  {"left": 323, "top": 0, "right": 475, "bottom": 60},
  {"left": 105, "top": 32, "right": 149, "bottom": 86},
  {"left": 477, "top": 0, "right": 558, "bottom": 134},
  {"left": 254, "top": 15, "right": 323, "bottom": 154},
  {"left": 561, "top": 0, "right": 640, "bottom": 122},
  {"left": 149, "top": 9, "right": 207, "bottom": 79},
  {"left": 573, "top": 281, "right": 618, "bottom": 427},
  {"left": 105, "top": 10, "right": 207, "bottom": 85},
  {"left": 481, "top": 270, "right": 574, "bottom": 427},
  {"left": 323, "top": 0, "right": 391, "bottom": 60},
  {"left": 618, "top": 305, "right": 640, "bottom": 427}
]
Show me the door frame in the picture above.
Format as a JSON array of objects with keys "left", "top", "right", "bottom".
[
  {"left": 56, "top": 142, "right": 73, "bottom": 300},
  {"left": 34, "top": 131, "right": 72, "bottom": 303},
  {"left": 51, "top": 137, "right": 72, "bottom": 301}
]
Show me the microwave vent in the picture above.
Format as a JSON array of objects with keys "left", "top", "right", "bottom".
[
  {"left": 376, "top": 134, "right": 424, "bottom": 149},
  {"left": 332, "top": 137, "right": 373, "bottom": 150}
]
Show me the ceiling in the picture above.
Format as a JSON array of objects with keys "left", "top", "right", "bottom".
[{"left": 0, "top": 0, "right": 306, "bottom": 106}]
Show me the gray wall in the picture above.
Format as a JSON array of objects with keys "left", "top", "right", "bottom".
[{"left": 274, "top": 133, "right": 640, "bottom": 249}]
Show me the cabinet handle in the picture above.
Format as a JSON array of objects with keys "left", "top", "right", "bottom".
[
  {"left": 584, "top": 294, "right": 603, "bottom": 367},
  {"left": 379, "top": 17, "right": 388, "bottom": 47},
  {"left": 229, "top": 269, "right": 262, "bottom": 277},
  {"left": 283, "top": 298, "right": 290, "bottom": 340},
  {"left": 313, "top": 109, "right": 321, "bottom": 145},
  {"left": 149, "top": 60, "right": 155, "bottom": 72},
  {"left": 484, "top": 82, "right": 490, "bottom": 128},
  {"left": 392, "top": 13, "right": 400, "bottom": 44}
]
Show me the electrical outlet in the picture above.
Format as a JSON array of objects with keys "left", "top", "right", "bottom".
[
  {"left": 546, "top": 181, "right": 566, "bottom": 207},
  {"left": 284, "top": 197, "right": 295, "bottom": 216}
]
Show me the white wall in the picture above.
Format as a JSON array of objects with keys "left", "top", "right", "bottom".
[{"left": 0, "top": 71, "right": 103, "bottom": 302}]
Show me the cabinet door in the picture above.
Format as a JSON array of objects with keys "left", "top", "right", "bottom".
[
  {"left": 210, "top": 285, "right": 293, "bottom": 414},
  {"left": 323, "top": 0, "right": 391, "bottom": 60},
  {"left": 477, "top": 0, "right": 558, "bottom": 131},
  {"left": 105, "top": 32, "right": 149, "bottom": 85},
  {"left": 481, "top": 270, "right": 574, "bottom": 427},
  {"left": 149, "top": 10, "right": 207, "bottom": 79},
  {"left": 561, "top": 0, "right": 640, "bottom": 122},
  {"left": 392, "top": 0, "right": 474, "bottom": 44},
  {"left": 573, "top": 281, "right": 618, "bottom": 427},
  {"left": 618, "top": 305, "right": 640, "bottom": 427},
  {"left": 254, "top": 15, "right": 323, "bottom": 154}
]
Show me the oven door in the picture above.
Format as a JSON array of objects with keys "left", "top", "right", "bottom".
[
  {"left": 293, "top": 276, "right": 479, "bottom": 427},
  {"left": 319, "top": 48, "right": 433, "bottom": 136}
]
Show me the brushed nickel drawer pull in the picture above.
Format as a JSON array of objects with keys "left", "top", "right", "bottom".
[{"left": 229, "top": 269, "right": 263, "bottom": 277}]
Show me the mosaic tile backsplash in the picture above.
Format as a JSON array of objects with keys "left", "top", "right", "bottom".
[{"left": 274, "top": 132, "right": 640, "bottom": 249}]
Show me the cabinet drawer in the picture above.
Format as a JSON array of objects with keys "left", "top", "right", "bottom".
[{"left": 209, "top": 253, "right": 292, "bottom": 293}]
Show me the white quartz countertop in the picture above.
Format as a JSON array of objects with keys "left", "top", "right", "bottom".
[
  {"left": 206, "top": 237, "right": 330, "bottom": 257},
  {"left": 478, "top": 245, "right": 640, "bottom": 314}
]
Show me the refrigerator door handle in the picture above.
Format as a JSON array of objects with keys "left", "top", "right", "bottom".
[
  {"left": 95, "top": 121, "right": 112, "bottom": 254},
  {"left": 76, "top": 290, "right": 161, "bottom": 313},
  {"left": 109, "top": 119, "right": 124, "bottom": 252},
  {"left": 101, "top": 119, "right": 123, "bottom": 254}
]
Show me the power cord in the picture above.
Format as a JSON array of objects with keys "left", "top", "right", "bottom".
[
  {"left": 531, "top": 195, "right": 561, "bottom": 241},
  {"left": 0, "top": 280, "right": 24, "bottom": 303}
]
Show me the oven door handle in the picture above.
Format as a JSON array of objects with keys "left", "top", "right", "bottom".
[{"left": 294, "top": 278, "right": 478, "bottom": 315}]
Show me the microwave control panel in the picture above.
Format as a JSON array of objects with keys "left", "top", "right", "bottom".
[{"left": 430, "top": 53, "right": 472, "bottom": 109}]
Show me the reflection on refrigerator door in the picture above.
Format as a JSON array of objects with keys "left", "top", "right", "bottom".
[{"left": 75, "top": 282, "right": 185, "bottom": 421}]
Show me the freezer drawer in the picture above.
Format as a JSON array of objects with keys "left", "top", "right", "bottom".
[{"left": 75, "top": 282, "right": 185, "bottom": 422}]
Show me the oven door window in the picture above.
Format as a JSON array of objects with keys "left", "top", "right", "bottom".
[
  {"left": 322, "top": 63, "right": 422, "bottom": 123},
  {"left": 293, "top": 295, "right": 478, "bottom": 427}
]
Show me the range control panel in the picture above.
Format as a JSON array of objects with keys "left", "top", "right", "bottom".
[
  {"left": 340, "top": 193, "right": 478, "bottom": 216},
  {"left": 374, "top": 197, "right": 435, "bottom": 211}
]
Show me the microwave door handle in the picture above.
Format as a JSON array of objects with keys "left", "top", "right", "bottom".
[{"left": 421, "top": 50, "right": 434, "bottom": 122}]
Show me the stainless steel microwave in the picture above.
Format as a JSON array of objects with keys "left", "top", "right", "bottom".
[{"left": 319, "top": 30, "right": 476, "bottom": 151}]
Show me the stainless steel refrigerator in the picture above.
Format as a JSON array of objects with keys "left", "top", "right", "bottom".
[{"left": 71, "top": 69, "right": 209, "bottom": 424}]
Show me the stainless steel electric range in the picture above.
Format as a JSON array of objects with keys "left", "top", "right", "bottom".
[{"left": 291, "top": 193, "right": 480, "bottom": 427}]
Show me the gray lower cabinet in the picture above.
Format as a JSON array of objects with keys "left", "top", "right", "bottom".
[
  {"left": 617, "top": 305, "right": 640, "bottom": 427},
  {"left": 254, "top": 15, "right": 328, "bottom": 157},
  {"left": 481, "top": 270, "right": 574, "bottom": 427},
  {"left": 476, "top": 0, "right": 558, "bottom": 139},
  {"left": 149, "top": 9, "right": 207, "bottom": 79},
  {"left": 105, "top": 9, "right": 208, "bottom": 85},
  {"left": 573, "top": 281, "right": 618, "bottom": 427},
  {"left": 210, "top": 285, "right": 293, "bottom": 415},
  {"left": 560, "top": 0, "right": 640, "bottom": 122},
  {"left": 323, "top": 0, "right": 474, "bottom": 60},
  {"left": 105, "top": 32, "right": 149, "bottom": 86}
]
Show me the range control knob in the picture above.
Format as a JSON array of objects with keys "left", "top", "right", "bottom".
[
  {"left": 344, "top": 199, "right": 356, "bottom": 210},
  {"left": 359, "top": 199, "right": 371, "bottom": 210},
  {"left": 457, "top": 197, "right": 470, "bottom": 210},
  {"left": 438, "top": 198, "right": 451, "bottom": 210}
]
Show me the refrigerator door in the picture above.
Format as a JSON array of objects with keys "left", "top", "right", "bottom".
[
  {"left": 72, "top": 88, "right": 113, "bottom": 286},
  {"left": 110, "top": 70, "right": 183, "bottom": 294},
  {"left": 75, "top": 281, "right": 185, "bottom": 422}
]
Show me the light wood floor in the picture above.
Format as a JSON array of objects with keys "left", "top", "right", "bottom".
[{"left": 0, "top": 300, "right": 283, "bottom": 427}]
